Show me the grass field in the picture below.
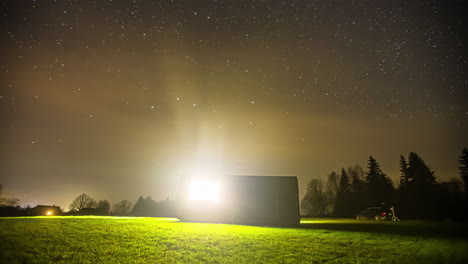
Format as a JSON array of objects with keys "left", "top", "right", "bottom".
[{"left": 0, "top": 217, "right": 467, "bottom": 263}]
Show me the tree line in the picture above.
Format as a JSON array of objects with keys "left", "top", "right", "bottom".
[
  {"left": 301, "top": 148, "right": 468, "bottom": 220},
  {"left": 66, "top": 194, "right": 176, "bottom": 217},
  {"left": 2, "top": 147, "right": 467, "bottom": 220},
  {"left": 0, "top": 187, "right": 176, "bottom": 217}
]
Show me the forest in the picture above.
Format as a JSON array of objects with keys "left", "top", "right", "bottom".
[{"left": 301, "top": 148, "right": 468, "bottom": 220}]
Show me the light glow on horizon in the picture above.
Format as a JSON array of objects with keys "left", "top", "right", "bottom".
[{"left": 188, "top": 180, "right": 221, "bottom": 202}]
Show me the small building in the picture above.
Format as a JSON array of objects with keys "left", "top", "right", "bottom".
[
  {"left": 31, "top": 205, "right": 61, "bottom": 216},
  {"left": 179, "top": 175, "right": 300, "bottom": 226}
]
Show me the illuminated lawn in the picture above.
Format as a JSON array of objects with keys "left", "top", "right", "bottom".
[{"left": 0, "top": 217, "right": 467, "bottom": 263}]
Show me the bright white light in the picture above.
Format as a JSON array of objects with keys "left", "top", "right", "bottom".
[
  {"left": 46, "top": 211, "right": 53, "bottom": 216},
  {"left": 189, "top": 180, "right": 221, "bottom": 202}
]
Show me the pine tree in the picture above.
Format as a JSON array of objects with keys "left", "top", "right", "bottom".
[
  {"left": 407, "top": 152, "right": 436, "bottom": 185},
  {"left": 459, "top": 147, "right": 468, "bottom": 193},
  {"left": 348, "top": 164, "right": 367, "bottom": 214},
  {"left": 399, "top": 155, "right": 409, "bottom": 186},
  {"left": 366, "top": 156, "right": 394, "bottom": 206},
  {"left": 338, "top": 168, "right": 352, "bottom": 193},
  {"left": 348, "top": 164, "right": 365, "bottom": 193},
  {"left": 399, "top": 152, "right": 438, "bottom": 219},
  {"left": 132, "top": 196, "right": 145, "bottom": 216},
  {"left": 334, "top": 168, "right": 353, "bottom": 217}
]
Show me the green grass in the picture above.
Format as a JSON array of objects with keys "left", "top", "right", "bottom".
[{"left": 0, "top": 217, "right": 467, "bottom": 263}]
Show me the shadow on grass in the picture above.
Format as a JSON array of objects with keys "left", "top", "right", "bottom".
[{"left": 299, "top": 220, "right": 468, "bottom": 239}]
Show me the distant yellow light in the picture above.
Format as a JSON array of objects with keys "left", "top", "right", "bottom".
[
  {"left": 46, "top": 211, "right": 53, "bottom": 216},
  {"left": 189, "top": 180, "right": 221, "bottom": 202}
]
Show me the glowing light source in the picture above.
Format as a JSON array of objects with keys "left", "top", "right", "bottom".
[
  {"left": 189, "top": 180, "right": 221, "bottom": 202},
  {"left": 46, "top": 211, "right": 53, "bottom": 216}
]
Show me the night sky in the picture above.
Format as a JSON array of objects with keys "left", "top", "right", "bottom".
[{"left": 1, "top": 0, "right": 467, "bottom": 209}]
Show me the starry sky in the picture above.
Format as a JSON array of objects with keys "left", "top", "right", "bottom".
[{"left": 1, "top": 0, "right": 467, "bottom": 209}]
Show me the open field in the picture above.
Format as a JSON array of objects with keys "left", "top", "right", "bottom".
[{"left": 0, "top": 217, "right": 467, "bottom": 263}]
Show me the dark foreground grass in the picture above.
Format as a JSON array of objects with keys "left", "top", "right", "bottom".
[{"left": 0, "top": 217, "right": 467, "bottom": 263}]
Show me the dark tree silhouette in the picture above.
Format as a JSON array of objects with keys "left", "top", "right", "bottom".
[
  {"left": 1, "top": 197, "right": 20, "bottom": 206},
  {"left": 69, "top": 193, "right": 96, "bottom": 212},
  {"left": 407, "top": 152, "right": 436, "bottom": 185},
  {"left": 349, "top": 164, "right": 365, "bottom": 193},
  {"left": 436, "top": 177, "right": 465, "bottom": 220},
  {"left": 156, "top": 198, "right": 177, "bottom": 217},
  {"left": 112, "top": 200, "right": 132, "bottom": 215},
  {"left": 459, "top": 147, "right": 468, "bottom": 194},
  {"left": 399, "top": 155, "right": 409, "bottom": 185},
  {"left": 365, "top": 156, "right": 394, "bottom": 206},
  {"left": 399, "top": 152, "right": 438, "bottom": 219},
  {"left": 97, "top": 200, "right": 111, "bottom": 215},
  {"left": 334, "top": 168, "right": 353, "bottom": 217},
  {"left": 132, "top": 196, "right": 145, "bottom": 215},
  {"left": 348, "top": 164, "right": 367, "bottom": 215},
  {"left": 301, "top": 178, "right": 328, "bottom": 217},
  {"left": 458, "top": 147, "right": 468, "bottom": 220},
  {"left": 132, "top": 196, "right": 157, "bottom": 216},
  {"left": 338, "top": 168, "right": 352, "bottom": 193}
]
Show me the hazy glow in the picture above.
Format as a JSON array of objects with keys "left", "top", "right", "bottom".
[
  {"left": 189, "top": 180, "right": 221, "bottom": 202},
  {"left": 190, "top": 166, "right": 219, "bottom": 179},
  {"left": 2, "top": 1, "right": 465, "bottom": 209},
  {"left": 46, "top": 211, "right": 53, "bottom": 216}
]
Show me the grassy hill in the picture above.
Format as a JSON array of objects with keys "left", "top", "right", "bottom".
[{"left": 0, "top": 217, "right": 467, "bottom": 263}]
